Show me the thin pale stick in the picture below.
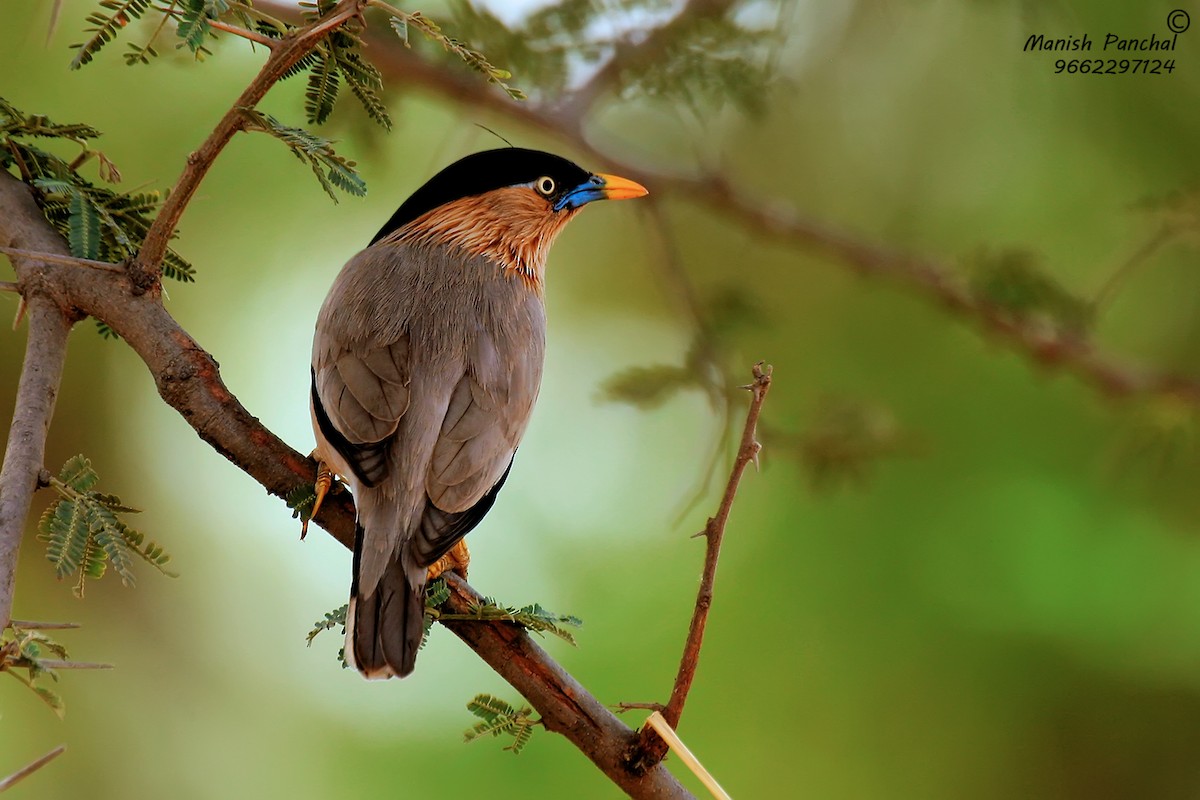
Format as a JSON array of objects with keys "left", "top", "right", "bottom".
[
  {"left": 645, "top": 712, "right": 731, "bottom": 800},
  {"left": 0, "top": 745, "right": 66, "bottom": 792},
  {"left": 34, "top": 660, "right": 113, "bottom": 670},
  {"left": 7, "top": 620, "right": 80, "bottom": 630}
]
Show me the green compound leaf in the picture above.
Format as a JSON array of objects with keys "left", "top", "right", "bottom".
[
  {"left": 36, "top": 456, "right": 176, "bottom": 597},
  {"left": 463, "top": 694, "right": 537, "bottom": 754},
  {"left": 240, "top": 108, "right": 366, "bottom": 201},
  {"left": 70, "top": 0, "right": 156, "bottom": 69},
  {"left": 4, "top": 99, "right": 196, "bottom": 288},
  {"left": 304, "top": 50, "right": 341, "bottom": 125},
  {"left": 66, "top": 190, "right": 102, "bottom": 260}
]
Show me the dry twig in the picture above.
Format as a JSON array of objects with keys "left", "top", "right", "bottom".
[{"left": 627, "top": 363, "right": 771, "bottom": 773}]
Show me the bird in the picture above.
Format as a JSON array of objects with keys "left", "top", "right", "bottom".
[{"left": 309, "top": 148, "right": 647, "bottom": 679}]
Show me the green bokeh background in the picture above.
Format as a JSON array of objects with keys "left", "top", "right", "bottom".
[{"left": 3, "top": 1, "right": 1200, "bottom": 797}]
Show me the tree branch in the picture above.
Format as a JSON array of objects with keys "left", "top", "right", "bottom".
[
  {"left": 0, "top": 169, "right": 692, "bottom": 798},
  {"left": 0, "top": 186, "right": 79, "bottom": 632},
  {"left": 131, "top": 0, "right": 367, "bottom": 290},
  {"left": 336, "top": 17, "right": 1200, "bottom": 408},
  {"left": 628, "top": 363, "right": 771, "bottom": 774}
]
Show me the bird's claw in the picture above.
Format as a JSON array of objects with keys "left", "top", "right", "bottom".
[
  {"left": 427, "top": 538, "right": 470, "bottom": 581},
  {"left": 301, "top": 455, "right": 335, "bottom": 541}
]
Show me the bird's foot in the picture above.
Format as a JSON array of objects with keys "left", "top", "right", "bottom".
[
  {"left": 301, "top": 452, "right": 335, "bottom": 540},
  {"left": 427, "top": 539, "right": 470, "bottom": 581}
]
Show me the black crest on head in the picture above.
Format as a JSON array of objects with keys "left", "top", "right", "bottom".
[{"left": 370, "top": 148, "right": 592, "bottom": 244}]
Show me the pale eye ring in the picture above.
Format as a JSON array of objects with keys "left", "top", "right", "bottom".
[{"left": 536, "top": 176, "right": 556, "bottom": 196}]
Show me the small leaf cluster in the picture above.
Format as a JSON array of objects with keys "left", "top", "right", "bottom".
[
  {"left": 1, "top": 623, "right": 70, "bottom": 718},
  {"left": 73, "top": 0, "right": 260, "bottom": 68},
  {"left": 447, "top": 0, "right": 779, "bottom": 112},
  {"left": 788, "top": 396, "right": 920, "bottom": 492},
  {"left": 967, "top": 248, "right": 1092, "bottom": 334},
  {"left": 286, "top": 482, "right": 319, "bottom": 527},
  {"left": 434, "top": 595, "right": 583, "bottom": 646},
  {"left": 0, "top": 96, "right": 195, "bottom": 285},
  {"left": 463, "top": 693, "right": 538, "bottom": 754},
  {"left": 306, "top": 579, "right": 452, "bottom": 664},
  {"left": 306, "top": 603, "right": 348, "bottom": 648},
  {"left": 240, "top": 108, "right": 367, "bottom": 202},
  {"left": 602, "top": 286, "right": 762, "bottom": 410},
  {"left": 37, "top": 456, "right": 176, "bottom": 599},
  {"left": 307, "top": 578, "right": 581, "bottom": 667},
  {"left": 385, "top": 10, "right": 525, "bottom": 101},
  {"left": 295, "top": 1, "right": 394, "bottom": 130}
]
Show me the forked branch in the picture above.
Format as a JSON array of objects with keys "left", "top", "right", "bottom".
[{"left": 131, "top": 0, "right": 367, "bottom": 290}]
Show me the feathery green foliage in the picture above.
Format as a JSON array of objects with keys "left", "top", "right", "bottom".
[
  {"left": 463, "top": 694, "right": 538, "bottom": 754},
  {"left": 286, "top": 482, "right": 319, "bottom": 527},
  {"left": 305, "top": 51, "right": 342, "bottom": 125},
  {"left": 240, "top": 108, "right": 367, "bottom": 201},
  {"left": 297, "top": 3, "right": 394, "bottom": 129},
  {"left": 967, "top": 248, "right": 1093, "bottom": 333},
  {"left": 70, "top": 0, "right": 155, "bottom": 69},
  {"left": 0, "top": 97, "right": 195, "bottom": 285},
  {"left": 790, "top": 396, "right": 920, "bottom": 491},
  {"left": 446, "top": 0, "right": 782, "bottom": 111},
  {"left": 307, "top": 579, "right": 579, "bottom": 667},
  {"left": 37, "top": 456, "right": 176, "bottom": 599},
  {"left": 383, "top": 9, "right": 526, "bottom": 101},
  {"left": 433, "top": 595, "right": 582, "bottom": 646},
  {"left": 0, "top": 623, "right": 72, "bottom": 718},
  {"left": 306, "top": 604, "right": 348, "bottom": 647}
]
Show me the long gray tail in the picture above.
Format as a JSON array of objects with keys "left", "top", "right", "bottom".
[{"left": 345, "top": 525, "right": 426, "bottom": 679}]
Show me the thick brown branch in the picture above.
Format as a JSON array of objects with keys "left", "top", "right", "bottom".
[
  {"left": 628, "top": 363, "right": 771, "bottom": 774},
  {"left": 131, "top": 0, "right": 366, "bottom": 290},
  {"left": 0, "top": 186, "right": 80, "bottom": 631},
  {"left": 0, "top": 170, "right": 690, "bottom": 799},
  {"left": 0, "top": 299, "right": 71, "bottom": 630}
]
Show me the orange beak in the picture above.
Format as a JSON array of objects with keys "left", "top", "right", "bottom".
[{"left": 595, "top": 173, "right": 649, "bottom": 201}]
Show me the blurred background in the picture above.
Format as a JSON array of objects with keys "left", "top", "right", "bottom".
[{"left": 3, "top": 1, "right": 1200, "bottom": 797}]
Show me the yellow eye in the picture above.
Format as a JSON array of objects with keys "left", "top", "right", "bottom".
[{"left": 536, "top": 176, "right": 556, "bottom": 196}]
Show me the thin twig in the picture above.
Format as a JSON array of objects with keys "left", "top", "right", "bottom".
[
  {"left": 0, "top": 745, "right": 66, "bottom": 792},
  {"left": 0, "top": 246, "right": 123, "bottom": 273},
  {"left": 207, "top": 18, "right": 278, "bottom": 47},
  {"left": 8, "top": 620, "right": 80, "bottom": 630},
  {"left": 132, "top": 0, "right": 365, "bottom": 289},
  {"left": 614, "top": 702, "right": 667, "bottom": 714},
  {"left": 0, "top": 281, "right": 18, "bottom": 294},
  {"left": 629, "top": 362, "right": 771, "bottom": 773},
  {"left": 1092, "top": 223, "right": 1176, "bottom": 312}
]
